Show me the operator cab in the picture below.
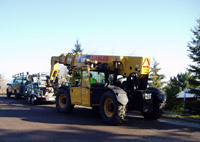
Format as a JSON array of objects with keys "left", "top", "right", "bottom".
[{"left": 69, "top": 66, "right": 108, "bottom": 107}]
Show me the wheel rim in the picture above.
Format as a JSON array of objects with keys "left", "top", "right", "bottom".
[
  {"left": 59, "top": 94, "right": 67, "bottom": 108},
  {"left": 104, "top": 98, "right": 114, "bottom": 117}
]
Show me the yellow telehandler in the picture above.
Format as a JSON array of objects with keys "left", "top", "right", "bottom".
[{"left": 49, "top": 53, "right": 165, "bottom": 125}]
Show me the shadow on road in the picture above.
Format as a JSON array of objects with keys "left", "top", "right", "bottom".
[
  {"left": 0, "top": 94, "right": 199, "bottom": 131},
  {"left": 0, "top": 125, "right": 194, "bottom": 142}
]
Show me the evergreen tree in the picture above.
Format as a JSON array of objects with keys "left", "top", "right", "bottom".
[
  {"left": 164, "top": 72, "right": 192, "bottom": 112},
  {"left": 187, "top": 19, "right": 200, "bottom": 96},
  {"left": 72, "top": 39, "right": 83, "bottom": 53},
  {"left": 148, "top": 58, "right": 165, "bottom": 89}
]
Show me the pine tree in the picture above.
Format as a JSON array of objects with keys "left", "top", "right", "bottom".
[
  {"left": 148, "top": 58, "right": 165, "bottom": 89},
  {"left": 164, "top": 72, "right": 191, "bottom": 112},
  {"left": 187, "top": 19, "right": 200, "bottom": 96},
  {"left": 72, "top": 39, "right": 83, "bottom": 53}
]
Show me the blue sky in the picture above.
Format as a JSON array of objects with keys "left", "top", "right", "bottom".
[{"left": 0, "top": 0, "right": 200, "bottom": 81}]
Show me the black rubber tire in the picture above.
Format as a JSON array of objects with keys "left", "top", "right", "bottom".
[
  {"left": 100, "top": 91, "right": 126, "bottom": 125},
  {"left": 27, "top": 96, "right": 31, "bottom": 104},
  {"left": 92, "top": 106, "right": 100, "bottom": 111},
  {"left": 31, "top": 96, "right": 35, "bottom": 105},
  {"left": 6, "top": 89, "right": 11, "bottom": 98},
  {"left": 142, "top": 96, "right": 161, "bottom": 120},
  {"left": 56, "top": 88, "right": 74, "bottom": 113},
  {"left": 14, "top": 90, "right": 18, "bottom": 100}
]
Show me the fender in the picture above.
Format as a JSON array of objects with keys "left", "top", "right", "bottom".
[
  {"left": 148, "top": 87, "right": 166, "bottom": 110},
  {"left": 57, "top": 85, "right": 70, "bottom": 96},
  {"left": 148, "top": 87, "right": 166, "bottom": 103},
  {"left": 58, "top": 85, "right": 70, "bottom": 92},
  {"left": 108, "top": 86, "right": 128, "bottom": 105}
]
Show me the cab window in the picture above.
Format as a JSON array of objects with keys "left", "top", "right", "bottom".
[
  {"left": 72, "top": 68, "right": 81, "bottom": 87},
  {"left": 82, "top": 68, "right": 90, "bottom": 88},
  {"left": 12, "top": 79, "right": 20, "bottom": 84},
  {"left": 90, "top": 71, "right": 105, "bottom": 84}
]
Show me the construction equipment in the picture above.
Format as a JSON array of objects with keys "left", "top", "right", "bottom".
[
  {"left": 24, "top": 72, "right": 55, "bottom": 105},
  {"left": 50, "top": 53, "right": 165, "bottom": 124}
]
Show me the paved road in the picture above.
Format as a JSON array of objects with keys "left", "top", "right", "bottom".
[{"left": 0, "top": 94, "right": 199, "bottom": 142}]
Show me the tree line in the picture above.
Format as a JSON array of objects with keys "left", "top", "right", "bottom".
[{"left": 149, "top": 19, "right": 200, "bottom": 114}]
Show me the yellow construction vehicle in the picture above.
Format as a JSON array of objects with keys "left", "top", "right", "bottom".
[{"left": 50, "top": 53, "right": 165, "bottom": 124}]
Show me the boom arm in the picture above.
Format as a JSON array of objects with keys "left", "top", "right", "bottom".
[
  {"left": 50, "top": 52, "right": 151, "bottom": 89},
  {"left": 50, "top": 53, "right": 75, "bottom": 83}
]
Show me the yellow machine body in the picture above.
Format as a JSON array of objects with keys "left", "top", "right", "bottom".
[
  {"left": 50, "top": 53, "right": 151, "bottom": 107},
  {"left": 50, "top": 53, "right": 151, "bottom": 81}
]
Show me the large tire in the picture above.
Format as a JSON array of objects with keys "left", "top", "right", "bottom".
[
  {"left": 142, "top": 95, "right": 162, "bottom": 120},
  {"left": 6, "top": 89, "right": 11, "bottom": 98},
  {"left": 100, "top": 91, "right": 126, "bottom": 125},
  {"left": 56, "top": 89, "right": 74, "bottom": 113},
  {"left": 31, "top": 95, "right": 35, "bottom": 105},
  {"left": 27, "top": 96, "right": 31, "bottom": 104}
]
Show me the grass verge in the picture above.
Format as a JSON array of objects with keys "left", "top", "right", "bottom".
[{"left": 163, "top": 111, "right": 200, "bottom": 121}]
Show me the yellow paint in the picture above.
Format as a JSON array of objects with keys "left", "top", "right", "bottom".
[
  {"left": 71, "top": 54, "right": 151, "bottom": 77},
  {"left": 50, "top": 62, "right": 59, "bottom": 81},
  {"left": 141, "top": 57, "right": 151, "bottom": 75},
  {"left": 59, "top": 93, "right": 67, "bottom": 108},
  {"left": 81, "top": 88, "right": 90, "bottom": 107},
  {"left": 81, "top": 67, "right": 91, "bottom": 107},
  {"left": 50, "top": 53, "right": 152, "bottom": 108},
  {"left": 70, "top": 87, "right": 82, "bottom": 105},
  {"left": 50, "top": 52, "right": 152, "bottom": 84},
  {"left": 70, "top": 68, "right": 82, "bottom": 105},
  {"left": 104, "top": 98, "right": 114, "bottom": 117},
  {"left": 70, "top": 66, "right": 91, "bottom": 107}
]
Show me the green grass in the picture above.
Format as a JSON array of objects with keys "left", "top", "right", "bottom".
[{"left": 163, "top": 111, "right": 200, "bottom": 120}]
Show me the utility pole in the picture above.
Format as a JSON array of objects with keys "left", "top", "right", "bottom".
[{"left": 183, "top": 80, "right": 188, "bottom": 108}]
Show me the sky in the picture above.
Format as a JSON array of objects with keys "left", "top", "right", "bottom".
[{"left": 0, "top": 0, "right": 200, "bottom": 81}]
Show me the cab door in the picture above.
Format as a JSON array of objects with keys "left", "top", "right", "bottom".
[
  {"left": 70, "top": 68, "right": 82, "bottom": 105},
  {"left": 12, "top": 79, "right": 20, "bottom": 94},
  {"left": 81, "top": 67, "right": 91, "bottom": 107}
]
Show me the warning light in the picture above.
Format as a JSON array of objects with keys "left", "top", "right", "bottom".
[
  {"left": 86, "top": 58, "right": 90, "bottom": 62},
  {"left": 94, "top": 60, "right": 98, "bottom": 64}
]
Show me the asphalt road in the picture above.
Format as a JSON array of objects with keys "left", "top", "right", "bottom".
[{"left": 0, "top": 94, "right": 199, "bottom": 142}]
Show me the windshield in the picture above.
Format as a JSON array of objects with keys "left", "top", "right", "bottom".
[
  {"left": 90, "top": 71, "right": 105, "bottom": 84},
  {"left": 12, "top": 78, "right": 26, "bottom": 84}
]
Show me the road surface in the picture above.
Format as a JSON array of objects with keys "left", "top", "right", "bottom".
[{"left": 0, "top": 94, "right": 199, "bottom": 142}]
